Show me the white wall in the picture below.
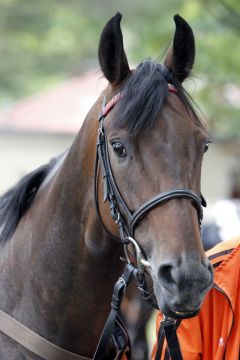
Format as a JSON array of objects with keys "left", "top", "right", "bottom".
[
  {"left": 202, "top": 141, "right": 240, "bottom": 204},
  {"left": 0, "top": 132, "right": 74, "bottom": 195}
]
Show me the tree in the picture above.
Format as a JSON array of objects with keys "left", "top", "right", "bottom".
[{"left": 0, "top": 0, "right": 239, "bottom": 139}]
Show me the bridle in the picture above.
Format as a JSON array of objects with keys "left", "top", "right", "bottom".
[
  {"left": 93, "top": 87, "right": 206, "bottom": 359},
  {"left": 95, "top": 88, "right": 205, "bottom": 273}
]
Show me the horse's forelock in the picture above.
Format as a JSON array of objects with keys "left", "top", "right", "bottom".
[{"left": 114, "top": 59, "right": 202, "bottom": 135}]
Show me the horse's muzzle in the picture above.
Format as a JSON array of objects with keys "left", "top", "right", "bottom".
[{"left": 155, "top": 257, "right": 213, "bottom": 319}]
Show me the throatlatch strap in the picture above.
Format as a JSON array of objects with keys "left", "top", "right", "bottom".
[{"left": 0, "top": 310, "right": 90, "bottom": 360}]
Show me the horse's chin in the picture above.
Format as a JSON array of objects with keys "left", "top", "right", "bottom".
[
  {"left": 155, "top": 286, "right": 202, "bottom": 320},
  {"left": 160, "top": 302, "right": 200, "bottom": 320},
  {"left": 154, "top": 282, "right": 204, "bottom": 320}
]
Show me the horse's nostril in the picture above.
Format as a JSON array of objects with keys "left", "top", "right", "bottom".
[
  {"left": 158, "top": 258, "right": 213, "bottom": 292},
  {"left": 202, "top": 258, "right": 214, "bottom": 278},
  {"left": 158, "top": 264, "right": 174, "bottom": 285},
  {"left": 207, "top": 261, "right": 214, "bottom": 282}
]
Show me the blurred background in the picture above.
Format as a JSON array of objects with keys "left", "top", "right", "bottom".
[
  {"left": 0, "top": 0, "right": 239, "bottom": 357},
  {"left": 0, "top": 0, "right": 239, "bottom": 197},
  {"left": 0, "top": 0, "right": 239, "bottom": 199}
]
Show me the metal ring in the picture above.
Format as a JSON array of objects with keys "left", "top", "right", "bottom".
[
  {"left": 125, "top": 236, "right": 151, "bottom": 274},
  {"left": 119, "top": 277, "right": 127, "bottom": 288}
]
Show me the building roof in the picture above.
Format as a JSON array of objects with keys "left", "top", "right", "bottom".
[{"left": 0, "top": 69, "right": 107, "bottom": 134}]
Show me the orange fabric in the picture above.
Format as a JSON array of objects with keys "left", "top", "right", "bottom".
[
  {"left": 152, "top": 237, "right": 240, "bottom": 360},
  {"left": 118, "top": 353, "right": 127, "bottom": 360}
]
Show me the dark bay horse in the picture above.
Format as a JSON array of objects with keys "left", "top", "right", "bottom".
[{"left": 0, "top": 13, "right": 213, "bottom": 359}]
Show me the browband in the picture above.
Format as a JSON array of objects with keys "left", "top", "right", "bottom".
[{"left": 100, "top": 84, "right": 177, "bottom": 119}]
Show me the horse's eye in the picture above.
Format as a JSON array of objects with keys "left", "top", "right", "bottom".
[
  {"left": 112, "top": 142, "right": 126, "bottom": 157},
  {"left": 204, "top": 142, "right": 210, "bottom": 153}
]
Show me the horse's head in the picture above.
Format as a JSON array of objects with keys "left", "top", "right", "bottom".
[{"left": 97, "top": 13, "right": 213, "bottom": 319}]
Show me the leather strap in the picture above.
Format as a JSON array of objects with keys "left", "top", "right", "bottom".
[
  {"left": 93, "top": 263, "right": 138, "bottom": 359},
  {"left": 94, "top": 147, "right": 122, "bottom": 243},
  {"left": 155, "top": 318, "right": 182, "bottom": 360},
  {"left": 130, "top": 188, "right": 203, "bottom": 235},
  {"left": 154, "top": 321, "right": 165, "bottom": 360},
  {"left": 162, "top": 319, "right": 182, "bottom": 360},
  {"left": 111, "top": 317, "right": 131, "bottom": 360},
  {"left": 0, "top": 310, "right": 90, "bottom": 360}
]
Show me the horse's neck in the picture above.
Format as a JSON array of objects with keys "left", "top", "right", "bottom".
[{"left": 0, "top": 114, "right": 124, "bottom": 356}]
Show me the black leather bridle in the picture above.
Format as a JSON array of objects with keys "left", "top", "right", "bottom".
[
  {"left": 95, "top": 91, "right": 205, "bottom": 261},
  {"left": 93, "top": 89, "right": 206, "bottom": 360}
]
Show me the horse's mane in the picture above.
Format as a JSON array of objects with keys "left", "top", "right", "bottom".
[
  {"left": 0, "top": 156, "right": 59, "bottom": 244},
  {"left": 115, "top": 59, "right": 202, "bottom": 136}
]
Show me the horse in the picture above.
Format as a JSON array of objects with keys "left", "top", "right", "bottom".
[{"left": 0, "top": 13, "right": 213, "bottom": 359}]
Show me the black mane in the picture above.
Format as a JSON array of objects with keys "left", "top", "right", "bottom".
[
  {"left": 115, "top": 60, "right": 201, "bottom": 135},
  {"left": 0, "top": 157, "right": 59, "bottom": 244}
]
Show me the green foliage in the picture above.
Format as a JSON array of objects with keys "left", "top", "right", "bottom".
[{"left": 0, "top": 0, "right": 239, "bottom": 139}]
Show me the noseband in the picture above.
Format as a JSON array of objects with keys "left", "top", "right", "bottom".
[{"left": 95, "top": 88, "right": 205, "bottom": 273}]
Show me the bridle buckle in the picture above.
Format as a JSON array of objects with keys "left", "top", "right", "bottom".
[{"left": 124, "top": 236, "right": 151, "bottom": 275}]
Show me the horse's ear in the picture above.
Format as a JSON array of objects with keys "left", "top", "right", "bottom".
[
  {"left": 98, "top": 13, "right": 130, "bottom": 85},
  {"left": 164, "top": 14, "right": 195, "bottom": 83}
]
